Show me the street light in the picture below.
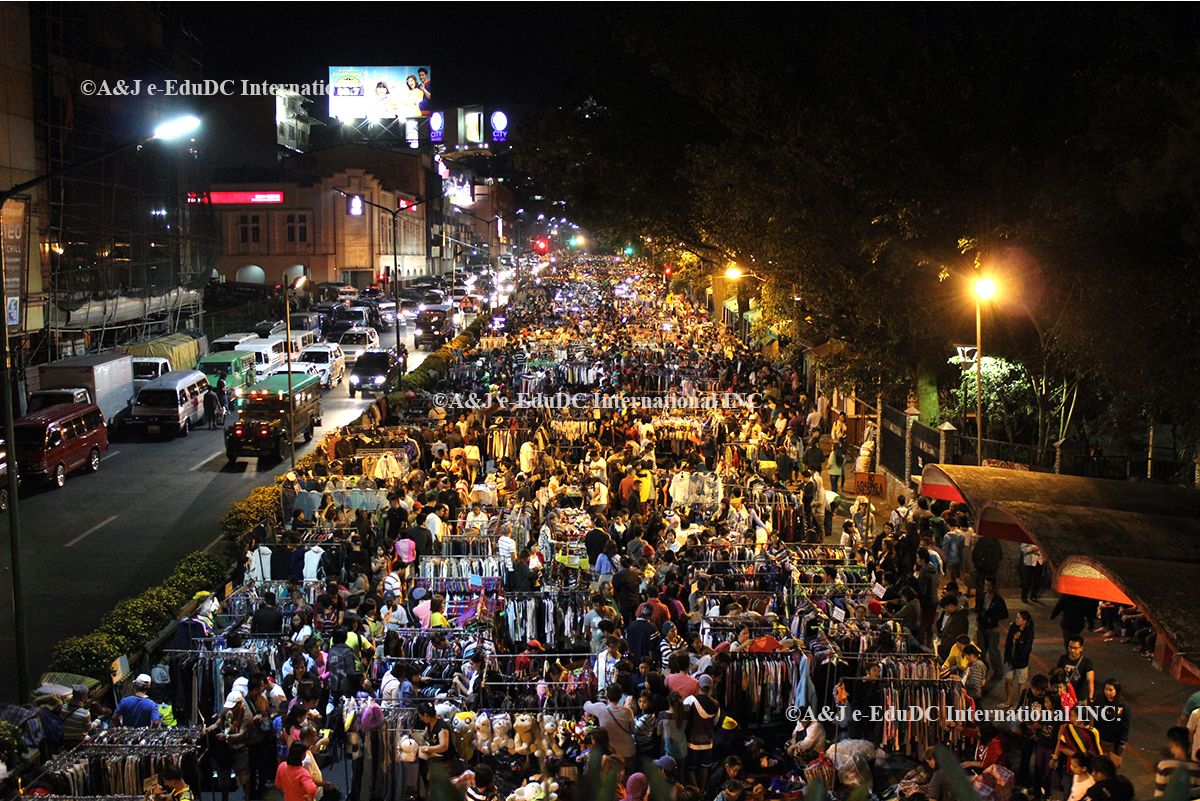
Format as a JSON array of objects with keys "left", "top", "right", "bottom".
[
  {"left": 283, "top": 275, "right": 306, "bottom": 470},
  {"left": 725, "top": 265, "right": 765, "bottom": 343},
  {"left": 0, "top": 113, "right": 201, "bottom": 701},
  {"left": 334, "top": 187, "right": 438, "bottom": 353},
  {"left": 974, "top": 277, "right": 996, "bottom": 466}
]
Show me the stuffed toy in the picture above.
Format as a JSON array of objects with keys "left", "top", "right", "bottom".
[
  {"left": 475, "top": 713, "right": 493, "bottom": 756},
  {"left": 435, "top": 701, "right": 456, "bottom": 723},
  {"left": 453, "top": 711, "right": 476, "bottom": 759},
  {"left": 539, "top": 714, "right": 565, "bottom": 759},
  {"left": 513, "top": 713, "right": 538, "bottom": 756},
  {"left": 491, "top": 712, "right": 513, "bottom": 754},
  {"left": 399, "top": 737, "right": 419, "bottom": 762}
]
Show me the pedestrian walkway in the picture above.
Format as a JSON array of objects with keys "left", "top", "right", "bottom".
[{"left": 820, "top": 510, "right": 1192, "bottom": 797}]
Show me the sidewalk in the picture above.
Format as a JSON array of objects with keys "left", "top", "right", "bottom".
[
  {"left": 994, "top": 590, "right": 1187, "bottom": 798},
  {"left": 818, "top": 513, "right": 1190, "bottom": 797}
]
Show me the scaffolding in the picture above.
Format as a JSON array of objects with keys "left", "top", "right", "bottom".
[{"left": 29, "top": 3, "right": 222, "bottom": 359}]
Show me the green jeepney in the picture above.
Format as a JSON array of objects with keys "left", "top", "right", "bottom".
[
  {"left": 196, "top": 351, "right": 257, "bottom": 406},
  {"left": 223, "top": 373, "right": 322, "bottom": 462}
]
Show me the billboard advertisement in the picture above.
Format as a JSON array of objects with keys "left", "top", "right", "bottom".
[
  {"left": 444, "top": 169, "right": 474, "bottom": 208},
  {"left": 329, "top": 66, "right": 431, "bottom": 120}
]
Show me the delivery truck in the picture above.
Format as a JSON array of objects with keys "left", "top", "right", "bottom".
[{"left": 28, "top": 352, "right": 136, "bottom": 428}]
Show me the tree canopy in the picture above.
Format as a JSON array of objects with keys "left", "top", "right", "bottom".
[{"left": 514, "top": 6, "right": 1200, "bottom": 452}]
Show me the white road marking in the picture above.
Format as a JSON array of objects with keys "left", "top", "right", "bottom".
[
  {"left": 102, "top": 450, "right": 121, "bottom": 460},
  {"left": 203, "top": 534, "right": 225, "bottom": 552},
  {"left": 189, "top": 451, "right": 225, "bottom": 471},
  {"left": 63, "top": 515, "right": 118, "bottom": 548}
]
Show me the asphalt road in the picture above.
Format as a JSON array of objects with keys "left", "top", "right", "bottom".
[{"left": 0, "top": 323, "right": 439, "bottom": 700}]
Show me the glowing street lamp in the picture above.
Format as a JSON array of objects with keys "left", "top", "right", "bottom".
[
  {"left": 973, "top": 276, "right": 997, "bottom": 466},
  {"left": 0, "top": 112, "right": 203, "bottom": 700}
]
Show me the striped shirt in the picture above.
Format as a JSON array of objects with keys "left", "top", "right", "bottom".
[
  {"left": 1058, "top": 724, "right": 1104, "bottom": 756},
  {"left": 1154, "top": 759, "right": 1200, "bottom": 796}
]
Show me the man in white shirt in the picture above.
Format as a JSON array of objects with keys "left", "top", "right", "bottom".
[
  {"left": 464, "top": 503, "right": 489, "bottom": 537},
  {"left": 426, "top": 507, "right": 444, "bottom": 554},
  {"left": 497, "top": 524, "right": 517, "bottom": 569},
  {"left": 806, "top": 406, "right": 823, "bottom": 438}
]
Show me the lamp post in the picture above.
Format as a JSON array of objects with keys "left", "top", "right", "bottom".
[
  {"left": 0, "top": 114, "right": 200, "bottom": 700},
  {"left": 333, "top": 188, "right": 438, "bottom": 354},
  {"left": 974, "top": 277, "right": 996, "bottom": 467},
  {"left": 283, "top": 275, "right": 306, "bottom": 469},
  {"left": 724, "top": 265, "right": 765, "bottom": 344}
]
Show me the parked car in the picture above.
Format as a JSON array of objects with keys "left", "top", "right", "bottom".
[
  {"left": 295, "top": 343, "right": 346, "bottom": 388},
  {"left": 397, "top": 298, "right": 420, "bottom": 324},
  {"left": 195, "top": 351, "right": 257, "bottom": 402},
  {"left": 268, "top": 363, "right": 321, "bottom": 381},
  {"left": 128, "top": 370, "right": 210, "bottom": 438},
  {"left": 0, "top": 439, "right": 10, "bottom": 511},
  {"left": 334, "top": 304, "right": 386, "bottom": 332},
  {"left": 413, "top": 309, "right": 454, "bottom": 350},
  {"left": 210, "top": 332, "right": 259, "bottom": 352},
  {"left": 348, "top": 349, "right": 402, "bottom": 398},
  {"left": 14, "top": 403, "right": 108, "bottom": 487},
  {"left": 253, "top": 320, "right": 287, "bottom": 338},
  {"left": 337, "top": 327, "right": 380, "bottom": 364},
  {"left": 132, "top": 356, "right": 173, "bottom": 394}
]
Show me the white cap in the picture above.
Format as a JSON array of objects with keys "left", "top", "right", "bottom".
[
  {"left": 133, "top": 673, "right": 152, "bottom": 687},
  {"left": 223, "top": 690, "right": 244, "bottom": 710}
]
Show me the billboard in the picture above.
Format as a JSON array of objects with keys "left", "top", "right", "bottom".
[
  {"left": 444, "top": 169, "right": 474, "bottom": 208},
  {"left": 329, "top": 66, "right": 431, "bottom": 120}
]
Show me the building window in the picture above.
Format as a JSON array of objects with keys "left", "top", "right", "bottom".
[
  {"left": 238, "top": 214, "right": 260, "bottom": 246},
  {"left": 286, "top": 213, "right": 307, "bottom": 245}
]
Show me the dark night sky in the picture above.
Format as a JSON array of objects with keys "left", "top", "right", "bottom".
[{"left": 181, "top": 3, "right": 614, "bottom": 113}]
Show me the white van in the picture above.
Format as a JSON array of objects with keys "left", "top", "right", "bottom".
[
  {"left": 286, "top": 330, "right": 318, "bottom": 357},
  {"left": 235, "top": 336, "right": 288, "bottom": 380},
  {"left": 211, "top": 332, "right": 259, "bottom": 353},
  {"left": 129, "top": 369, "right": 209, "bottom": 438}
]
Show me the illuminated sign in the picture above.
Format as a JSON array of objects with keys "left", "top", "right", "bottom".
[
  {"left": 405, "top": 118, "right": 419, "bottom": 149},
  {"left": 329, "top": 66, "right": 431, "bottom": 120},
  {"left": 347, "top": 195, "right": 364, "bottom": 216},
  {"left": 444, "top": 169, "right": 473, "bottom": 207},
  {"left": 430, "top": 111, "right": 444, "bottom": 142},
  {"left": 462, "top": 106, "right": 483, "bottom": 144},
  {"left": 188, "top": 191, "right": 284, "bottom": 204},
  {"left": 490, "top": 110, "right": 508, "bottom": 142}
]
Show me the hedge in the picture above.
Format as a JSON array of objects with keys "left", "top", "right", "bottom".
[
  {"left": 44, "top": 310, "right": 496, "bottom": 686},
  {"left": 49, "top": 550, "right": 231, "bottom": 679}
]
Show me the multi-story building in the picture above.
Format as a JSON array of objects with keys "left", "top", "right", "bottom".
[{"left": 208, "top": 145, "right": 433, "bottom": 288}]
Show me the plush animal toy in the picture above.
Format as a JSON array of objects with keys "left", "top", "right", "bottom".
[
  {"left": 490, "top": 712, "right": 513, "bottom": 754},
  {"left": 399, "top": 737, "right": 419, "bottom": 762},
  {"left": 453, "top": 711, "right": 477, "bottom": 760},
  {"left": 513, "top": 713, "right": 538, "bottom": 756},
  {"left": 475, "top": 713, "right": 492, "bottom": 756},
  {"left": 435, "top": 701, "right": 456, "bottom": 723},
  {"left": 539, "top": 714, "right": 565, "bottom": 759}
]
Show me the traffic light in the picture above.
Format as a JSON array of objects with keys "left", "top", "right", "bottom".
[
  {"left": 624, "top": 246, "right": 634, "bottom": 255},
  {"left": 535, "top": 239, "right": 548, "bottom": 253},
  {"left": 664, "top": 266, "right": 672, "bottom": 277}
]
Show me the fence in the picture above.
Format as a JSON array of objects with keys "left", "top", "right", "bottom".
[
  {"left": 871, "top": 401, "right": 1194, "bottom": 486},
  {"left": 202, "top": 300, "right": 275, "bottom": 344}
]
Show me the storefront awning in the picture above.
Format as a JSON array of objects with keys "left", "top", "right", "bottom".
[{"left": 919, "top": 464, "right": 1200, "bottom": 682}]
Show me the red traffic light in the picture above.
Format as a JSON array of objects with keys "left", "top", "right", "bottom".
[
  {"left": 535, "top": 239, "right": 548, "bottom": 253},
  {"left": 664, "top": 267, "right": 672, "bottom": 276}
]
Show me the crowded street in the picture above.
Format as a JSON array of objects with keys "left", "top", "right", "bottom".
[{"left": 4, "top": 7, "right": 1200, "bottom": 801}]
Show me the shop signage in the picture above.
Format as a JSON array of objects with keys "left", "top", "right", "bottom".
[{"left": 854, "top": 471, "right": 886, "bottom": 498}]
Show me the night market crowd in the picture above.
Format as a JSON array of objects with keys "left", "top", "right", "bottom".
[{"left": 23, "top": 263, "right": 1198, "bottom": 801}]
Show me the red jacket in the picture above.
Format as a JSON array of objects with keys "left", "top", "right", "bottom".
[{"left": 276, "top": 762, "right": 318, "bottom": 801}]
